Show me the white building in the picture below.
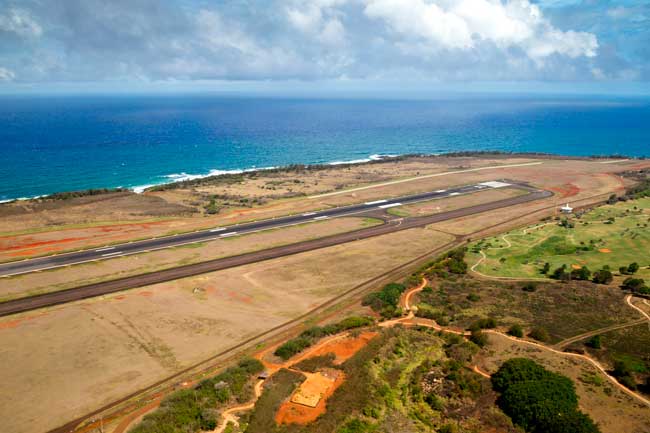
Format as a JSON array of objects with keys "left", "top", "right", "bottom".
[{"left": 560, "top": 203, "right": 573, "bottom": 213}]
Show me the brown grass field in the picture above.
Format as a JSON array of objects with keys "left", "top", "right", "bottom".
[
  {"left": 0, "top": 216, "right": 380, "bottom": 301},
  {"left": 0, "top": 226, "right": 452, "bottom": 433}
]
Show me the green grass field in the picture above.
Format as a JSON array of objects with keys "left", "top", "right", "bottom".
[{"left": 467, "top": 197, "right": 650, "bottom": 280}]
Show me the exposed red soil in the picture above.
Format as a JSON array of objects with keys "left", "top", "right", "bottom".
[
  {"left": 549, "top": 183, "right": 581, "bottom": 198},
  {"left": 306, "top": 331, "right": 378, "bottom": 364},
  {"left": 275, "top": 371, "right": 346, "bottom": 425}
]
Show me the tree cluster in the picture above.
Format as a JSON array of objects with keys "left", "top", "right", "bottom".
[
  {"left": 491, "top": 358, "right": 600, "bottom": 433},
  {"left": 362, "top": 282, "right": 407, "bottom": 318}
]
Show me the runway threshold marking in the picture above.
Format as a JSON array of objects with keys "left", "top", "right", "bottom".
[
  {"left": 364, "top": 199, "right": 388, "bottom": 205},
  {"left": 101, "top": 251, "right": 123, "bottom": 257},
  {"left": 219, "top": 232, "right": 238, "bottom": 238},
  {"left": 313, "top": 216, "right": 329, "bottom": 220},
  {"left": 302, "top": 212, "right": 317, "bottom": 216},
  {"left": 209, "top": 228, "right": 227, "bottom": 232},
  {"left": 95, "top": 247, "right": 115, "bottom": 252}
]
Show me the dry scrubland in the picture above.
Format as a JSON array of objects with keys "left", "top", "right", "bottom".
[
  {"left": 1, "top": 156, "right": 649, "bottom": 433},
  {"left": 0, "top": 226, "right": 453, "bottom": 433},
  {"left": 0, "top": 216, "right": 381, "bottom": 302}
]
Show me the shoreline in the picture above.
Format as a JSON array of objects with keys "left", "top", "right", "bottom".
[{"left": 0, "top": 151, "right": 642, "bottom": 204}]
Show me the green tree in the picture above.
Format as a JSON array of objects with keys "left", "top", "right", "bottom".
[
  {"left": 621, "top": 277, "right": 646, "bottom": 293},
  {"left": 592, "top": 269, "right": 613, "bottom": 284},
  {"left": 628, "top": 262, "right": 640, "bottom": 274}
]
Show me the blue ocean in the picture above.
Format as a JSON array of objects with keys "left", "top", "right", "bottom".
[{"left": 1, "top": 95, "right": 649, "bottom": 201}]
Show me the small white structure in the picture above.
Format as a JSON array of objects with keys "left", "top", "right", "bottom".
[{"left": 560, "top": 203, "right": 573, "bottom": 214}]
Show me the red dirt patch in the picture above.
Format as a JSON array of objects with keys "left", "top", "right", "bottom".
[
  {"left": 599, "top": 248, "right": 612, "bottom": 253},
  {"left": 550, "top": 183, "right": 581, "bottom": 198},
  {"left": 275, "top": 370, "right": 345, "bottom": 425},
  {"left": 306, "top": 331, "right": 377, "bottom": 364},
  {"left": 138, "top": 291, "right": 154, "bottom": 297}
]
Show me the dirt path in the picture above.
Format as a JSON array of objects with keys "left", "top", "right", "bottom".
[
  {"left": 553, "top": 318, "right": 648, "bottom": 350},
  {"left": 213, "top": 379, "right": 265, "bottom": 433}
]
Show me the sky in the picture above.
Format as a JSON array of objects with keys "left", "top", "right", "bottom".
[{"left": 0, "top": 0, "right": 648, "bottom": 95}]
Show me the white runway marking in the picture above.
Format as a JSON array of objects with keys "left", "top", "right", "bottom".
[
  {"left": 364, "top": 199, "right": 388, "bottom": 205},
  {"left": 101, "top": 251, "right": 123, "bottom": 257},
  {"left": 219, "top": 232, "right": 238, "bottom": 238},
  {"left": 379, "top": 203, "right": 402, "bottom": 209},
  {"left": 209, "top": 228, "right": 226, "bottom": 232},
  {"left": 95, "top": 247, "right": 115, "bottom": 252}
]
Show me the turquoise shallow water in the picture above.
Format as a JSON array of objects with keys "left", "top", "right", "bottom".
[{"left": 0, "top": 95, "right": 648, "bottom": 201}]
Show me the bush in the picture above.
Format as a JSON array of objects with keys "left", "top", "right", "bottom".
[
  {"left": 337, "top": 419, "right": 377, "bottom": 433},
  {"left": 274, "top": 316, "right": 374, "bottom": 360},
  {"left": 585, "top": 335, "right": 602, "bottom": 349},
  {"left": 551, "top": 265, "right": 570, "bottom": 281},
  {"left": 362, "top": 283, "right": 406, "bottom": 312},
  {"left": 628, "top": 262, "right": 640, "bottom": 274},
  {"left": 131, "top": 358, "right": 263, "bottom": 433},
  {"left": 521, "top": 282, "right": 537, "bottom": 292},
  {"left": 571, "top": 266, "right": 591, "bottom": 281},
  {"left": 528, "top": 327, "right": 550, "bottom": 342},
  {"left": 469, "top": 330, "right": 488, "bottom": 348},
  {"left": 466, "top": 293, "right": 480, "bottom": 302},
  {"left": 468, "top": 317, "right": 497, "bottom": 331},
  {"left": 508, "top": 324, "right": 524, "bottom": 338}
]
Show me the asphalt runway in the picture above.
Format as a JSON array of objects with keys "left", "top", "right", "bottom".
[
  {"left": 0, "top": 181, "right": 551, "bottom": 317},
  {"left": 0, "top": 179, "right": 522, "bottom": 277}
]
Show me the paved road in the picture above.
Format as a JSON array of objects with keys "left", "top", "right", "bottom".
[
  {"left": 0, "top": 182, "right": 551, "bottom": 317},
  {"left": 0, "top": 180, "right": 523, "bottom": 277}
]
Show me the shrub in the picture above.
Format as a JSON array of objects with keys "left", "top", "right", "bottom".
[
  {"left": 628, "top": 262, "right": 640, "bottom": 274},
  {"left": 468, "top": 317, "right": 497, "bottom": 331},
  {"left": 521, "top": 282, "right": 537, "bottom": 292},
  {"left": 585, "top": 335, "right": 602, "bottom": 349},
  {"left": 274, "top": 316, "right": 374, "bottom": 360},
  {"left": 466, "top": 293, "right": 480, "bottom": 302},
  {"left": 528, "top": 327, "right": 550, "bottom": 342},
  {"left": 508, "top": 324, "right": 524, "bottom": 338},
  {"left": 571, "top": 266, "right": 591, "bottom": 281},
  {"left": 362, "top": 283, "right": 406, "bottom": 312},
  {"left": 337, "top": 418, "right": 376, "bottom": 433},
  {"left": 541, "top": 262, "right": 551, "bottom": 274},
  {"left": 469, "top": 330, "right": 488, "bottom": 348}
]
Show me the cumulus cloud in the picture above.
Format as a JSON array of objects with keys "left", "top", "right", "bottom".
[
  {"left": 0, "top": 0, "right": 637, "bottom": 85},
  {"left": 364, "top": 0, "right": 597, "bottom": 62}
]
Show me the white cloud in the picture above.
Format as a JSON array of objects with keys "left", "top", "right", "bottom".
[
  {"left": 363, "top": 0, "right": 597, "bottom": 63},
  {"left": 286, "top": 0, "right": 347, "bottom": 47},
  {"left": 0, "top": 8, "right": 42, "bottom": 37},
  {"left": 0, "top": 66, "right": 15, "bottom": 80}
]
